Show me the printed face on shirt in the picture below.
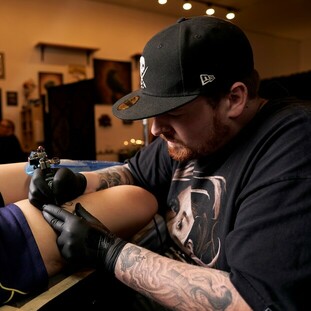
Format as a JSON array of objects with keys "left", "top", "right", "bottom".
[
  {"left": 166, "top": 163, "right": 226, "bottom": 267},
  {"left": 166, "top": 186, "right": 195, "bottom": 246}
]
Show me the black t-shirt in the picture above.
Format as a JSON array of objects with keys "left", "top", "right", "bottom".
[
  {"left": 127, "top": 96, "right": 311, "bottom": 310},
  {"left": 0, "top": 135, "right": 26, "bottom": 164}
]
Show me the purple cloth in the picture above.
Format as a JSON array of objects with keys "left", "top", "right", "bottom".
[{"left": 0, "top": 203, "right": 48, "bottom": 305}]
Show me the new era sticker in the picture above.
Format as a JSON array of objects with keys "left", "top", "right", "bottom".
[{"left": 200, "top": 74, "right": 215, "bottom": 86}]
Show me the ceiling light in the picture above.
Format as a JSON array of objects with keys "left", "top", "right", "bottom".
[
  {"left": 158, "top": 0, "right": 239, "bottom": 18},
  {"left": 206, "top": 7, "right": 215, "bottom": 15},
  {"left": 205, "top": 2, "right": 215, "bottom": 15},
  {"left": 226, "top": 11, "right": 235, "bottom": 20},
  {"left": 183, "top": 1, "right": 192, "bottom": 10}
]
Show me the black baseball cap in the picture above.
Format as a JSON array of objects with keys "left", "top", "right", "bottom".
[{"left": 112, "top": 16, "right": 254, "bottom": 121}]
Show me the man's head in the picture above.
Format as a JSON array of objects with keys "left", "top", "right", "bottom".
[
  {"left": 113, "top": 16, "right": 255, "bottom": 121},
  {"left": 0, "top": 119, "right": 15, "bottom": 136}
]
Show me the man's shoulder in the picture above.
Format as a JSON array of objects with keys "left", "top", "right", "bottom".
[{"left": 262, "top": 96, "right": 311, "bottom": 120}]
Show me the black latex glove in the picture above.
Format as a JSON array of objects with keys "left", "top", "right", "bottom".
[
  {"left": 29, "top": 167, "right": 87, "bottom": 210},
  {"left": 28, "top": 168, "right": 56, "bottom": 209},
  {"left": 42, "top": 203, "right": 127, "bottom": 273}
]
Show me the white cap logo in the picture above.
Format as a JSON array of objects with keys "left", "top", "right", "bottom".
[
  {"left": 200, "top": 74, "right": 215, "bottom": 86},
  {"left": 140, "top": 56, "right": 148, "bottom": 89}
]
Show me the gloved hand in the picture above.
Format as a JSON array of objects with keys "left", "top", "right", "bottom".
[
  {"left": 42, "top": 203, "right": 127, "bottom": 273},
  {"left": 29, "top": 167, "right": 87, "bottom": 210}
]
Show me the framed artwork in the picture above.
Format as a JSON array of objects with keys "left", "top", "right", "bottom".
[
  {"left": 0, "top": 52, "right": 5, "bottom": 79},
  {"left": 6, "top": 91, "right": 18, "bottom": 106},
  {"left": 68, "top": 64, "right": 87, "bottom": 81},
  {"left": 93, "top": 58, "right": 132, "bottom": 104},
  {"left": 38, "top": 72, "right": 63, "bottom": 96}
]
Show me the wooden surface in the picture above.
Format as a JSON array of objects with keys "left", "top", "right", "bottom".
[{"left": 0, "top": 269, "right": 94, "bottom": 311}]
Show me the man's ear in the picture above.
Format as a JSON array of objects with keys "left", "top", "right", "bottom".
[{"left": 227, "top": 82, "right": 248, "bottom": 118}]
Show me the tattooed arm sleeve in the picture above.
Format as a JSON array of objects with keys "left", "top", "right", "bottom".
[
  {"left": 83, "top": 164, "right": 135, "bottom": 193},
  {"left": 114, "top": 243, "right": 252, "bottom": 311}
]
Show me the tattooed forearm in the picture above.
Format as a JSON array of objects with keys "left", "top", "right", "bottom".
[
  {"left": 96, "top": 165, "right": 134, "bottom": 190},
  {"left": 115, "top": 244, "right": 251, "bottom": 311}
]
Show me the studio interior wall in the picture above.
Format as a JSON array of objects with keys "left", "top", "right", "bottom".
[{"left": 0, "top": 0, "right": 309, "bottom": 158}]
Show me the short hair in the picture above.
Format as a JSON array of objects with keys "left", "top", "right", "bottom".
[{"left": 205, "top": 69, "right": 260, "bottom": 106}]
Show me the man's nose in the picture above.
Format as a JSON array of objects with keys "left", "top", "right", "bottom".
[{"left": 151, "top": 117, "right": 170, "bottom": 136}]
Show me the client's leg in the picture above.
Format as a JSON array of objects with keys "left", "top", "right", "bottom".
[
  {"left": 0, "top": 162, "right": 30, "bottom": 204},
  {"left": 0, "top": 185, "right": 157, "bottom": 306}
]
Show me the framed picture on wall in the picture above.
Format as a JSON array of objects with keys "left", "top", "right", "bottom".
[
  {"left": 38, "top": 72, "right": 63, "bottom": 96},
  {"left": 68, "top": 64, "right": 87, "bottom": 81},
  {"left": 6, "top": 91, "right": 18, "bottom": 106},
  {"left": 93, "top": 59, "right": 132, "bottom": 105},
  {"left": 0, "top": 52, "right": 5, "bottom": 79}
]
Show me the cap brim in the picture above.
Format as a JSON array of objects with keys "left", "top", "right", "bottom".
[{"left": 112, "top": 89, "right": 198, "bottom": 121}]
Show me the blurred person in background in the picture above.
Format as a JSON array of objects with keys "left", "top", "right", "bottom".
[{"left": 0, "top": 118, "right": 26, "bottom": 164}]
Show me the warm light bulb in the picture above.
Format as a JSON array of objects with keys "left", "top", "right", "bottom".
[
  {"left": 206, "top": 7, "right": 215, "bottom": 15},
  {"left": 226, "top": 12, "right": 235, "bottom": 20},
  {"left": 158, "top": 0, "right": 167, "bottom": 4},
  {"left": 183, "top": 2, "right": 192, "bottom": 10}
]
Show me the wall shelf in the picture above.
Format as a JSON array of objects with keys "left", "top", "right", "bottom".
[{"left": 35, "top": 42, "right": 99, "bottom": 64}]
